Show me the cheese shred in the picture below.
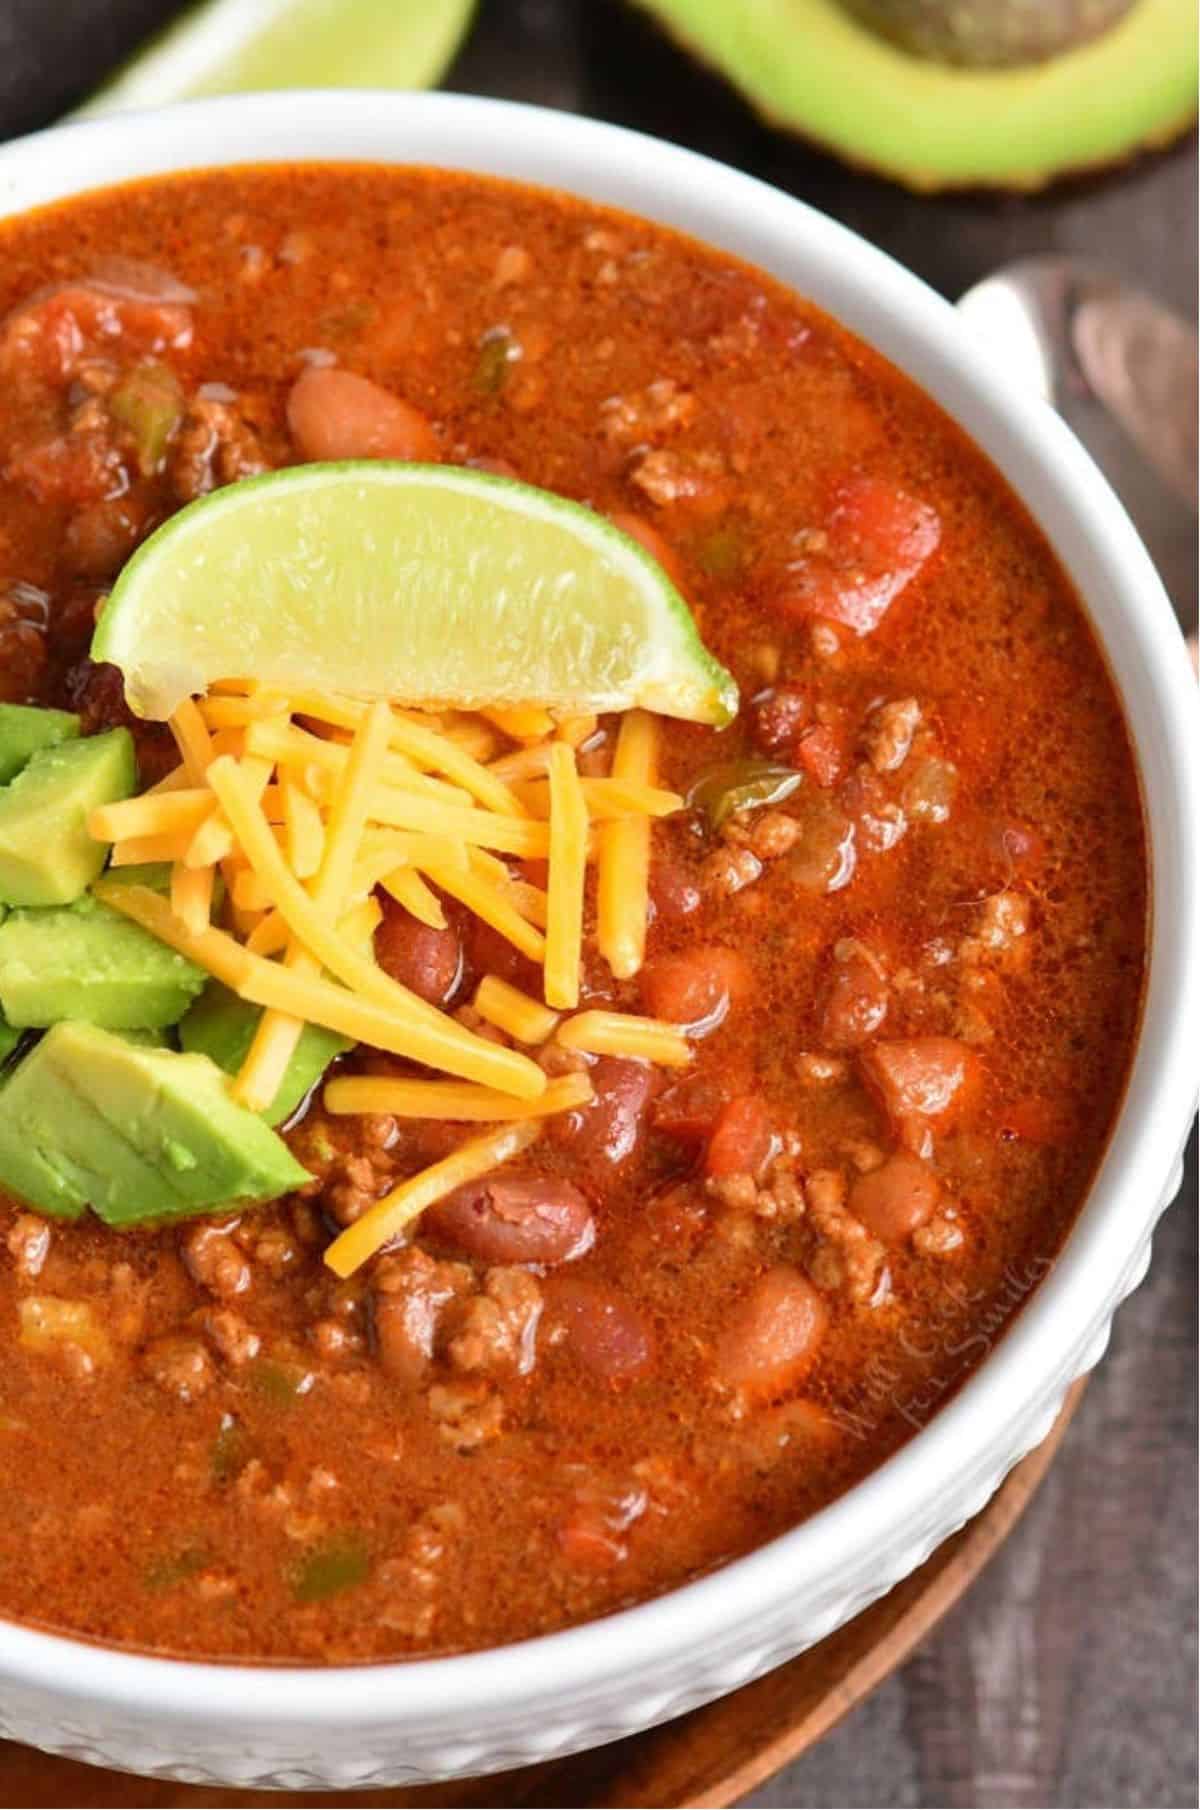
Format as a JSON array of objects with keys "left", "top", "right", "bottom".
[{"left": 324, "top": 1120, "right": 542, "bottom": 1278}]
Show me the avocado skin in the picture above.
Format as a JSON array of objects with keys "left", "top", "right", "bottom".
[
  {"left": 631, "top": 0, "right": 1197, "bottom": 191},
  {"left": 0, "top": 893, "right": 206, "bottom": 1030},
  {"left": 0, "top": 704, "right": 80, "bottom": 786},
  {"left": 0, "top": 728, "right": 136, "bottom": 907},
  {"left": 0, "top": 1022, "right": 311, "bottom": 1225},
  {"left": 180, "top": 982, "right": 350, "bottom": 1126}
]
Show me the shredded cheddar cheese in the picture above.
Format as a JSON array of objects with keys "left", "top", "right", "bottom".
[
  {"left": 597, "top": 710, "right": 657, "bottom": 980},
  {"left": 557, "top": 1008, "right": 692, "bottom": 1067},
  {"left": 88, "top": 681, "right": 697, "bottom": 1271},
  {"left": 324, "top": 1070, "right": 591, "bottom": 1122},
  {"left": 544, "top": 741, "right": 587, "bottom": 1010},
  {"left": 474, "top": 975, "right": 559, "bottom": 1045}
]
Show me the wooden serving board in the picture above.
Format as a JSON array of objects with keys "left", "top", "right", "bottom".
[{"left": 0, "top": 1380, "right": 1085, "bottom": 1810}]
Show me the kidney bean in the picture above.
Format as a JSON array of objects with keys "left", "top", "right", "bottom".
[
  {"left": 550, "top": 1057, "right": 658, "bottom": 1169},
  {"left": 849, "top": 1152, "right": 940, "bottom": 1242},
  {"left": 820, "top": 947, "right": 889, "bottom": 1050},
  {"left": 286, "top": 366, "right": 439, "bottom": 463},
  {"left": 375, "top": 900, "right": 463, "bottom": 1006},
  {"left": 548, "top": 1278, "right": 655, "bottom": 1380},
  {"left": 423, "top": 1173, "right": 594, "bottom": 1266},
  {"left": 714, "top": 1267, "right": 827, "bottom": 1400},
  {"left": 704, "top": 1095, "right": 776, "bottom": 1179},
  {"left": 649, "top": 855, "right": 702, "bottom": 924}
]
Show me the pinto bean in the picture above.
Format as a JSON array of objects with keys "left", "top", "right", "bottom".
[
  {"left": 640, "top": 946, "right": 751, "bottom": 1032},
  {"left": 423, "top": 1173, "right": 594, "bottom": 1266},
  {"left": 286, "top": 366, "right": 439, "bottom": 463},
  {"left": 714, "top": 1267, "right": 827, "bottom": 1400},
  {"left": 548, "top": 1279, "right": 655, "bottom": 1380},
  {"left": 375, "top": 900, "right": 463, "bottom": 1006},
  {"left": 849, "top": 1152, "right": 940, "bottom": 1242}
]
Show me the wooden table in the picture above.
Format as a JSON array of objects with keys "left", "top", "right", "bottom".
[{"left": 0, "top": 4, "right": 1195, "bottom": 1804}]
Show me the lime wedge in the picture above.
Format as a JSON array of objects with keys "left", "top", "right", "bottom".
[
  {"left": 92, "top": 463, "right": 738, "bottom": 728},
  {"left": 74, "top": 0, "right": 474, "bottom": 117}
]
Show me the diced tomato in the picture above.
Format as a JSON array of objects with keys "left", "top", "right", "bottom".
[
  {"left": 860, "top": 1038, "right": 980, "bottom": 1134},
  {"left": 652, "top": 1070, "right": 745, "bottom": 1145},
  {"left": 1000, "top": 1094, "right": 1073, "bottom": 1146},
  {"left": 795, "top": 723, "right": 843, "bottom": 788},
  {"left": 850, "top": 1152, "right": 940, "bottom": 1242},
  {"left": 7, "top": 433, "right": 127, "bottom": 507},
  {"left": 640, "top": 946, "right": 752, "bottom": 1031},
  {"left": 2, "top": 285, "right": 192, "bottom": 387},
  {"left": 704, "top": 1095, "right": 776, "bottom": 1179},
  {"left": 776, "top": 477, "right": 941, "bottom": 637}
]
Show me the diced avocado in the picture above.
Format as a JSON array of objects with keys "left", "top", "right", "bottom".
[
  {"left": 0, "top": 893, "right": 206, "bottom": 1030},
  {"left": 179, "top": 982, "right": 350, "bottom": 1126},
  {"left": 0, "top": 704, "right": 80, "bottom": 785},
  {"left": 119, "top": 1026, "right": 172, "bottom": 1048},
  {"left": 0, "top": 1022, "right": 310, "bottom": 1226},
  {"left": 0, "top": 1019, "right": 22, "bottom": 1064},
  {"left": 0, "top": 728, "right": 136, "bottom": 907}
]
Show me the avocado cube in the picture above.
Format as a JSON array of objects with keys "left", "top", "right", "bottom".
[
  {"left": 0, "top": 894, "right": 206, "bottom": 1030},
  {"left": 0, "top": 703, "right": 80, "bottom": 785},
  {"left": 0, "top": 1019, "right": 22, "bottom": 1064},
  {"left": 180, "top": 982, "right": 350, "bottom": 1125},
  {"left": 0, "top": 1022, "right": 310, "bottom": 1225},
  {"left": 0, "top": 728, "right": 136, "bottom": 907}
]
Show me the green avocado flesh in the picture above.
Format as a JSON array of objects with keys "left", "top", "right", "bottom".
[
  {"left": 0, "top": 1022, "right": 310, "bottom": 1224},
  {"left": 180, "top": 982, "right": 350, "bottom": 1126},
  {"left": 634, "top": 0, "right": 1197, "bottom": 189},
  {"left": 0, "top": 894, "right": 206, "bottom": 1030},
  {"left": 0, "top": 704, "right": 80, "bottom": 785},
  {"left": 0, "top": 728, "right": 135, "bottom": 907}
]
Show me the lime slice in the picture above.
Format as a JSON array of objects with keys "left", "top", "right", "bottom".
[
  {"left": 73, "top": 0, "right": 474, "bottom": 117},
  {"left": 92, "top": 463, "right": 738, "bottom": 728}
]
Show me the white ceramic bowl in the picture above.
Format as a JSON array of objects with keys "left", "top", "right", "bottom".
[{"left": 0, "top": 92, "right": 1194, "bottom": 1792}]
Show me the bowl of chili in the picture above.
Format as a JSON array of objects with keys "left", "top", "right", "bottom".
[{"left": 0, "top": 92, "right": 1193, "bottom": 1791}]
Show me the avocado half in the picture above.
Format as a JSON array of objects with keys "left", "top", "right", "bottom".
[{"left": 631, "top": 0, "right": 1197, "bottom": 191}]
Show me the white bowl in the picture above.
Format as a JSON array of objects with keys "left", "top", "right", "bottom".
[{"left": 0, "top": 92, "right": 1194, "bottom": 1793}]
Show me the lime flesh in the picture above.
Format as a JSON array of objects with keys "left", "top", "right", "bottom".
[
  {"left": 92, "top": 463, "right": 738, "bottom": 727},
  {"left": 74, "top": 0, "right": 474, "bottom": 117}
]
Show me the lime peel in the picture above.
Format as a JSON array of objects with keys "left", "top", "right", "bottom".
[{"left": 92, "top": 462, "right": 738, "bottom": 729}]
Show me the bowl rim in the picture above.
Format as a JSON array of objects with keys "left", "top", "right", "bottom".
[{"left": 0, "top": 88, "right": 1194, "bottom": 1728}]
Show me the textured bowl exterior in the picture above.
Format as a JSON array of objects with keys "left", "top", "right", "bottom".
[{"left": 0, "top": 94, "right": 1194, "bottom": 1791}]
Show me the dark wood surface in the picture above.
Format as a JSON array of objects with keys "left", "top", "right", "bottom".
[{"left": 1, "top": 4, "right": 1196, "bottom": 1805}]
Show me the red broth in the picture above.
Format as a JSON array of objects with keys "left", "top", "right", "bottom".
[{"left": 0, "top": 167, "right": 1145, "bottom": 1662}]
